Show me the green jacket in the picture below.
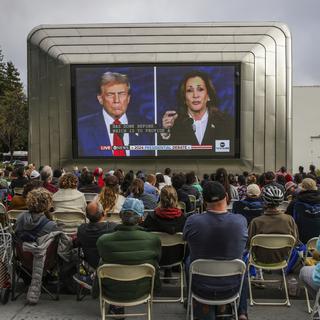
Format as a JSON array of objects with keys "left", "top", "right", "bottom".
[{"left": 97, "top": 224, "right": 161, "bottom": 301}]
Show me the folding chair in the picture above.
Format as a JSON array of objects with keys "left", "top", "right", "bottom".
[
  {"left": 188, "top": 195, "right": 197, "bottom": 215},
  {"left": 247, "top": 234, "right": 296, "bottom": 306},
  {"left": 13, "top": 188, "right": 24, "bottom": 196},
  {"left": 97, "top": 263, "right": 155, "bottom": 320},
  {"left": 186, "top": 259, "right": 246, "bottom": 320},
  {"left": 178, "top": 201, "right": 186, "bottom": 215},
  {"left": 52, "top": 211, "right": 86, "bottom": 236},
  {"left": 12, "top": 235, "right": 61, "bottom": 301},
  {"left": 151, "top": 232, "right": 186, "bottom": 303},
  {"left": 83, "top": 193, "right": 98, "bottom": 204},
  {"left": 7, "top": 210, "right": 26, "bottom": 231},
  {"left": 310, "top": 288, "right": 320, "bottom": 320},
  {"left": 0, "top": 203, "right": 8, "bottom": 228},
  {"left": 303, "top": 237, "right": 319, "bottom": 314}
]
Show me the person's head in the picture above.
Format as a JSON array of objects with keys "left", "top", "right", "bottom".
[
  {"left": 22, "top": 180, "right": 43, "bottom": 198},
  {"left": 26, "top": 187, "right": 53, "bottom": 214},
  {"left": 156, "top": 173, "right": 165, "bottom": 184},
  {"left": 136, "top": 171, "right": 145, "bottom": 182},
  {"left": 264, "top": 171, "right": 275, "bottom": 184},
  {"left": 285, "top": 181, "right": 296, "bottom": 194},
  {"left": 171, "top": 173, "right": 186, "bottom": 190},
  {"left": 246, "top": 184, "right": 261, "bottom": 198},
  {"left": 15, "top": 167, "right": 25, "bottom": 178},
  {"left": 98, "top": 175, "right": 119, "bottom": 212},
  {"left": 159, "top": 185, "right": 179, "bottom": 209},
  {"left": 79, "top": 171, "right": 95, "bottom": 186},
  {"left": 301, "top": 178, "right": 317, "bottom": 191},
  {"left": 276, "top": 174, "right": 286, "bottom": 186},
  {"left": 247, "top": 174, "right": 257, "bottom": 185},
  {"left": 203, "top": 181, "right": 227, "bottom": 211},
  {"left": 309, "top": 164, "right": 316, "bottom": 173},
  {"left": 185, "top": 171, "right": 196, "bottom": 185},
  {"left": 59, "top": 173, "right": 78, "bottom": 189},
  {"left": 164, "top": 168, "right": 172, "bottom": 176},
  {"left": 298, "top": 166, "right": 304, "bottom": 173},
  {"left": 120, "top": 198, "right": 144, "bottom": 226},
  {"left": 262, "top": 185, "right": 284, "bottom": 208},
  {"left": 238, "top": 175, "right": 246, "bottom": 186},
  {"left": 93, "top": 167, "right": 103, "bottom": 178},
  {"left": 40, "top": 165, "right": 53, "bottom": 183},
  {"left": 30, "top": 170, "right": 40, "bottom": 180},
  {"left": 129, "top": 178, "right": 144, "bottom": 197},
  {"left": 280, "top": 166, "right": 287, "bottom": 173},
  {"left": 97, "top": 72, "right": 131, "bottom": 120},
  {"left": 53, "top": 168, "right": 63, "bottom": 179},
  {"left": 146, "top": 174, "right": 156, "bottom": 186},
  {"left": 178, "top": 71, "right": 218, "bottom": 117},
  {"left": 294, "top": 173, "right": 303, "bottom": 184},
  {"left": 113, "top": 169, "right": 124, "bottom": 185},
  {"left": 86, "top": 200, "right": 105, "bottom": 223}
]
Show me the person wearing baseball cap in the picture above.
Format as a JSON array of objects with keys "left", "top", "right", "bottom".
[
  {"left": 232, "top": 184, "right": 264, "bottom": 226},
  {"left": 96, "top": 197, "right": 161, "bottom": 317},
  {"left": 183, "top": 181, "right": 248, "bottom": 320}
]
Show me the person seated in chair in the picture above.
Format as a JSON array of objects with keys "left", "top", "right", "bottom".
[
  {"left": 248, "top": 184, "right": 299, "bottom": 264},
  {"left": 184, "top": 181, "right": 248, "bottom": 320},
  {"left": 96, "top": 198, "right": 161, "bottom": 317},
  {"left": 232, "top": 184, "right": 264, "bottom": 225}
]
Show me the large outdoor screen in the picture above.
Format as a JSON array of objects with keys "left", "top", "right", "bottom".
[{"left": 72, "top": 64, "right": 240, "bottom": 159}]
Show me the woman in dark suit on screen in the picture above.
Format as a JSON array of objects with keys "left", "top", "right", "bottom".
[{"left": 160, "top": 70, "right": 234, "bottom": 155}]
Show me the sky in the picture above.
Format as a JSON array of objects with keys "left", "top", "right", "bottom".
[{"left": 0, "top": 0, "right": 319, "bottom": 89}]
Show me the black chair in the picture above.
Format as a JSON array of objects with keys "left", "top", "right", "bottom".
[{"left": 232, "top": 200, "right": 264, "bottom": 225}]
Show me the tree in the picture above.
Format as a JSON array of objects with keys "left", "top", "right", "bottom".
[{"left": 0, "top": 51, "right": 28, "bottom": 159}]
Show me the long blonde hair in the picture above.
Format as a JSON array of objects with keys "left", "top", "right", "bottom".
[{"left": 98, "top": 175, "right": 119, "bottom": 212}]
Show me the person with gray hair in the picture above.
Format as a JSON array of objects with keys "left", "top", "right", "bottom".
[
  {"left": 41, "top": 165, "right": 58, "bottom": 193},
  {"left": 77, "top": 71, "right": 155, "bottom": 157}
]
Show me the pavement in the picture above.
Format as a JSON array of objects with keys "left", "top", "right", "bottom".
[{"left": 0, "top": 292, "right": 314, "bottom": 320}]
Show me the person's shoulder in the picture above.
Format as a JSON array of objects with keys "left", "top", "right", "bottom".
[{"left": 78, "top": 112, "right": 102, "bottom": 123}]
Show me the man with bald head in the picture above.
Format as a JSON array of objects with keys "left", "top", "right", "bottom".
[{"left": 76, "top": 201, "right": 116, "bottom": 269}]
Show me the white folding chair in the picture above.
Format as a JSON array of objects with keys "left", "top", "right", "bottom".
[
  {"left": 97, "top": 263, "right": 155, "bottom": 320},
  {"left": 52, "top": 211, "right": 86, "bottom": 235},
  {"left": 187, "top": 259, "right": 246, "bottom": 320},
  {"left": 310, "top": 288, "right": 320, "bottom": 320},
  {"left": 13, "top": 187, "right": 24, "bottom": 196},
  {"left": 151, "top": 232, "right": 186, "bottom": 303},
  {"left": 83, "top": 193, "right": 98, "bottom": 203},
  {"left": 248, "top": 234, "right": 296, "bottom": 306}
]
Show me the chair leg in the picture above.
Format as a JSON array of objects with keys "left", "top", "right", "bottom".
[
  {"left": 281, "top": 268, "right": 291, "bottom": 306},
  {"left": 190, "top": 297, "right": 194, "bottom": 320},
  {"left": 310, "top": 290, "right": 320, "bottom": 320},
  {"left": 234, "top": 300, "right": 238, "bottom": 320},
  {"left": 180, "top": 264, "right": 184, "bottom": 303},
  {"left": 186, "top": 288, "right": 191, "bottom": 320},
  {"left": 147, "top": 299, "right": 151, "bottom": 320},
  {"left": 247, "top": 267, "right": 254, "bottom": 306},
  {"left": 305, "top": 286, "right": 312, "bottom": 314}
]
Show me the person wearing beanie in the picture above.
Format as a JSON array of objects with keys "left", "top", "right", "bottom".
[
  {"left": 248, "top": 184, "right": 298, "bottom": 264},
  {"left": 284, "top": 181, "right": 297, "bottom": 201},
  {"left": 183, "top": 181, "right": 248, "bottom": 320},
  {"left": 232, "top": 184, "right": 264, "bottom": 225}
]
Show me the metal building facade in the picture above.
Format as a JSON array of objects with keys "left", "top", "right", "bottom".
[{"left": 27, "top": 22, "right": 292, "bottom": 174}]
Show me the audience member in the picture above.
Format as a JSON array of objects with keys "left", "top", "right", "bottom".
[
  {"left": 96, "top": 198, "right": 161, "bottom": 317},
  {"left": 78, "top": 171, "right": 100, "bottom": 194},
  {"left": 215, "top": 167, "right": 239, "bottom": 202},
  {"left": 41, "top": 165, "right": 58, "bottom": 193},
  {"left": 155, "top": 173, "right": 166, "bottom": 191},
  {"left": 163, "top": 167, "right": 172, "bottom": 186},
  {"left": 121, "top": 171, "right": 134, "bottom": 196},
  {"left": 52, "top": 168, "right": 63, "bottom": 188},
  {"left": 10, "top": 167, "right": 29, "bottom": 190},
  {"left": 171, "top": 173, "right": 192, "bottom": 213},
  {"left": 248, "top": 184, "right": 298, "bottom": 263},
  {"left": 53, "top": 173, "right": 86, "bottom": 213},
  {"left": 183, "top": 181, "right": 248, "bottom": 319},
  {"left": 144, "top": 174, "right": 160, "bottom": 202},
  {"left": 128, "top": 178, "right": 157, "bottom": 210},
  {"left": 97, "top": 175, "right": 125, "bottom": 223},
  {"left": 237, "top": 175, "right": 247, "bottom": 200},
  {"left": 93, "top": 167, "right": 104, "bottom": 189}
]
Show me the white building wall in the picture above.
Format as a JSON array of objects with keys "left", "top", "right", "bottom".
[{"left": 292, "top": 86, "right": 320, "bottom": 172}]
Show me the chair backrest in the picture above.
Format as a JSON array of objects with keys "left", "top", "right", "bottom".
[
  {"left": 83, "top": 193, "right": 98, "bottom": 203},
  {"left": 143, "top": 209, "right": 154, "bottom": 220},
  {"left": 188, "top": 195, "right": 197, "bottom": 213},
  {"left": 97, "top": 263, "right": 155, "bottom": 299},
  {"left": 306, "top": 237, "right": 319, "bottom": 255},
  {"left": 0, "top": 203, "right": 8, "bottom": 227},
  {"left": 293, "top": 201, "right": 320, "bottom": 243},
  {"left": 151, "top": 232, "right": 186, "bottom": 266},
  {"left": 178, "top": 201, "right": 186, "bottom": 214},
  {"left": 14, "top": 187, "right": 24, "bottom": 195},
  {"left": 249, "top": 234, "right": 296, "bottom": 265},
  {"left": 278, "top": 201, "right": 289, "bottom": 212},
  {"left": 232, "top": 200, "right": 264, "bottom": 225},
  {"left": 52, "top": 211, "right": 86, "bottom": 235},
  {"left": 7, "top": 209, "right": 25, "bottom": 222}
]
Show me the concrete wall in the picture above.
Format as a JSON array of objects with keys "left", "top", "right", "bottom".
[{"left": 292, "top": 86, "right": 320, "bottom": 172}]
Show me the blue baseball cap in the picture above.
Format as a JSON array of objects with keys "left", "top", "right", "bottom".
[{"left": 121, "top": 198, "right": 144, "bottom": 217}]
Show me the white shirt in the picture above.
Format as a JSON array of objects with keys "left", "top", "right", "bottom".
[
  {"left": 103, "top": 110, "right": 130, "bottom": 156},
  {"left": 189, "top": 109, "right": 208, "bottom": 145}
]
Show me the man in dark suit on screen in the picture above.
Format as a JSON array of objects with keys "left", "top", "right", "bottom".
[{"left": 77, "top": 72, "right": 154, "bottom": 157}]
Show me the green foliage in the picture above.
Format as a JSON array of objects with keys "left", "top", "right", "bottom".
[{"left": 0, "top": 48, "right": 28, "bottom": 157}]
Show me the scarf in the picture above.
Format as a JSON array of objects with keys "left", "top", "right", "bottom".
[{"left": 155, "top": 207, "right": 182, "bottom": 219}]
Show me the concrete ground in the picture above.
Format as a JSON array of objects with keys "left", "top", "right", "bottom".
[{"left": 0, "top": 293, "right": 313, "bottom": 320}]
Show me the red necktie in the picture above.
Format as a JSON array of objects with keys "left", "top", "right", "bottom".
[{"left": 113, "top": 119, "right": 126, "bottom": 156}]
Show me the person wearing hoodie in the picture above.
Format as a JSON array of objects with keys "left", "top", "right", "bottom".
[
  {"left": 143, "top": 185, "right": 186, "bottom": 234},
  {"left": 15, "top": 188, "right": 59, "bottom": 241},
  {"left": 53, "top": 173, "right": 87, "bottom": 213},
  {"left": 286, "top": 178, "right": 320, "bottom": 216}
]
